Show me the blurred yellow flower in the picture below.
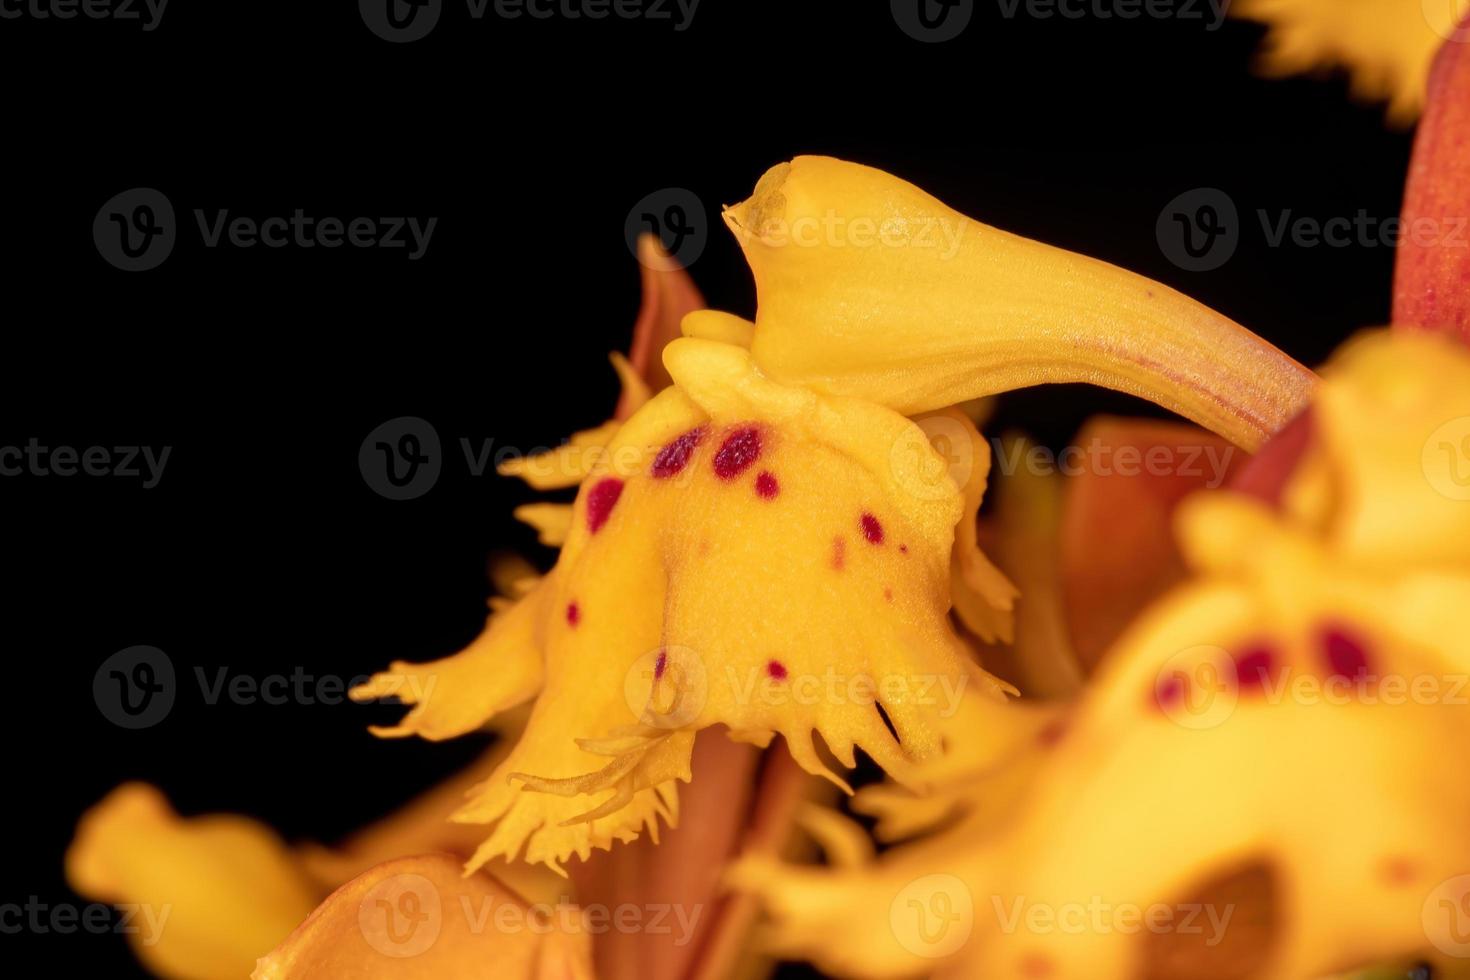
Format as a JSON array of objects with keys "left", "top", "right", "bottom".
[
  {"left": 1233, "top": 0, "right": 1470, "bottom": 122},
  {"left": 732, "top": 330, "right": 1470, "bottom": 979}
]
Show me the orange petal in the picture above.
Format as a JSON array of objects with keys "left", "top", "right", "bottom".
[
  {"left": 568, "top": 729, "right": 762, "bottom": 980},
  {"left": 618, "top": 233, "right": 706, "bottom": 418},
  {"left": 1229, "top": 408, "right": 1315, "bottom": 505},
  {"left": 1393, "top": 9, "right": 1470, "bottom": 343},
  {"left": 1059, "top": 417, "right": 1244, "bottom": 672},
  {"left": 973, "top": 436, "right": 1083, "bottom": 698},
  {"left": 66, "top": 783, "right": 323, "bottom": 980},
  {"left": 253, "top": 854, "right": 592, "bottom": 980}
]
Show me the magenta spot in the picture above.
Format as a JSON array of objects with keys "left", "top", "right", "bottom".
[
  {"left": 767, "top": 660, "right": 788, "bottom": 680},
  {"left": 1322, "top": 625, "right": 1372, "bottom": 681},
  {"left": 651, "top": 426, "right": 706, "bottom": 479},
  {"left": 585, "top": 477, "right": 624, "bottom": 534},
  {"left": 1232, "top": 646, "right": 1275, "bottom": 693},
  {"left": 754, "top": 471, "right": 779, "bottom": 499},
  {"left": 1154, "top": 674, "right": 1185, "bottom": 711},
  {"left": 565, "top": 602, "right": 580, "bottom": 627},
  {"left": 860, "top": 512, "right": 884, "bottom": 544},
  {"left": 654, "top": 650, "right": 667, "bottom": 679},
  {"left": 713, "top": 426, "right": 762, "bottom": 480}
]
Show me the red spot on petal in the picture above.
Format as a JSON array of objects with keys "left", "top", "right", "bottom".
[
  {"left": 883, "top": 586, "right": 893, "bottom": 602},
  {"left": 860, "top": 512, "right": 884, "bottom": 544},
  {"left": 585, "top": 477, "right": 624, "bottom": 534},
  {"left": 898, "top": 543, "right": 908, "bottom": 554},
  {"left": 1155, "top": 674, "right": 1185, "bottom": 711},
  {"left": 1037, "top": 720, "right": 1067, "bottom": 748},
  {"left": 1381, "top": 856, "right": 1418, "bottom": 886},
  {"left": 713, "top": 426, "right": 762, "bottom": 480},
  {"left": 1020, "top": 954, "right": 1054, "bottom": 978},
  {"left": 654, "top": 650, "right": 667, "bottom": 679},
  {"left": 565, "top": 602, "right": 580, "bottom": 627},
  {"left": 1232, "top": 646, "right": 1276, "bottom": 693},
  {"left": 766, "top": 660, "right": 788, "bottom": 680},
  {"left": 754, "top": 470, "right": 779, "bottom": 499},
  {"left": 831, "top": 536, "right": 847, "bottom": 570},
  {"left": 1322, "top": 625, "right": 1372, "bottom": 681},
  {"left": 651, "top": 426, "right": 706, "bottom": 479}
]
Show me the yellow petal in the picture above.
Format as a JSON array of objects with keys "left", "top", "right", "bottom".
[
  {"left": 351, "top": 576, "right": 550, "bottom": 741},
  {"left": 725, "top": 156, "right": 1316, "bottom": 451},
  {"left": 1232, "top": 0, "right": 1470, "bottom": 123},
  {"left": 515, "top": 502, "right": 575, "bottom": 548},
  {"left": 66, "top": 783, "right": 322, "bottom": 980},
  {"left": 1289, "top": 329, "right": 1470, "bottom": 569},
  {"left": 366, "top": 338, "right": 1020, "bottom": 871},
  {"left": 926, "top": 407, "right": 1019, "bottom": 646},
  {"left": 252, "top": 854, "right": 592, "bottom": 980}
]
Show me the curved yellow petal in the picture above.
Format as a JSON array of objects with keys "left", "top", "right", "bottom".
[
  {"left": 66, "top": 783, "right": 322, "bottom": 980},
  {"left": 252, "top": 854, "right": 592, "bottom": 980},
  {"left": 725, "top": 156, "right": 1316, "bottom": 451},
  {"left": 351, "top": 576, "right": 551, "bottom": 741}
]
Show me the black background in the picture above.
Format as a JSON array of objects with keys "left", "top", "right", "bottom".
[{"left": 0, "top": 0, "right": 1414, "bottom": 973}]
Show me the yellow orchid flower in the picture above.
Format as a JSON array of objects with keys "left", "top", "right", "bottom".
[
  {"left": 1231, "top": 0, "right": 1470, "bottom": 123},
  {"left": 347, "top": 155, "right": 1313, "bottom": 881},
  {"left": 66, "top": 153, "right": 1319, "bottom": 979},
  {"left": 730, "top": 329, "right": 1470, "bottom": 980}
]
